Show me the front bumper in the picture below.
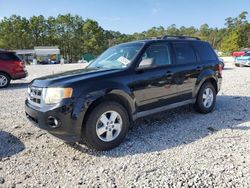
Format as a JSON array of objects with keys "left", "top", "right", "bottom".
[{"left": 25, "top": 99, "right": 83, "bottom": 142}]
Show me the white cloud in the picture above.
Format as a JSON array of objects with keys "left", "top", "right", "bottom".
[
  {"left": 152, "top": 8, "right": 159, "bottom": 15},
  {"left": 0, "top": 17, "right": 3, "bottom": 21}
]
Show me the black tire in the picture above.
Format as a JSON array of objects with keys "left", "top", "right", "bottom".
[
  {"left": 195, "top": 82, "right": 216, "bottom": 114},
  {"left": 81, "top": 101, "right": 129, "bottom": 151},
  {"left": 235, "top": 64, "right": 239, "bottom": 67},
  {"left": 0, "top": 72, "right": 11, "bottom": 88}
]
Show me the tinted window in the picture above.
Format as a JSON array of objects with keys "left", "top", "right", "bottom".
[
  {"left": 192, "top": 42, "right": 217, "bottom": 61},
  {"left": 0, "top": 53, "right": 20, "bottom": 61},
  {"left": 172, "top": 42, "right": 196, "bottom": 64},
  {"left": 142, "top": 43, "right": 171, "bottom": 66}
]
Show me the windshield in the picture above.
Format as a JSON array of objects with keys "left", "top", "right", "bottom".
[
  {"left": 87, "top": 43, "right": 143, "bottom": 70},
  {"left": 244, "top": 52, "right": 250, "bottom": 56}
]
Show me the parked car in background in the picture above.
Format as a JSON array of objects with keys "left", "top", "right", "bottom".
[
  {"left": 232, "top": 51, "right": 246, "bottom": 57},
  {"left": 25, "top": 36, "right": 222, "bottom": 150},
  {"left": 232, "top": 49, "right": 250, "bottom": 58},
  {"left": 219, "top": 57, "right": 225, "bottom": 69},
  {"left": 214, "top": 50, "right": 225, "bottom": 69},
  {"left": 235, "top": 51, "right": 250, "bottom": 67},
  {"left": 78, "top": 59, "right": 88, "bottom": 64},
  {"left": 214, "top": 49, "right": 223, "bottom": 57},
  {"left": 38, "top": 59, "right": 59, "bottom": 65},
  {"left": 0, "top": 50, "right": 28, "bottom": 88}
]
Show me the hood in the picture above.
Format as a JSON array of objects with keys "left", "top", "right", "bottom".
[{"left": 31, "top": 68, "right": 122, "bottom": 87}]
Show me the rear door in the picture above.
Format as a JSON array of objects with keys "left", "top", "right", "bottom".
[
  {"left": 0, "top": 52, "right": 21, "bottom": 76},
  {"left": 170, "top": 41, "right": 199, "bottom": 101},
  {"left": 0, "top": 53, "right": 13, "bottom": 74}
]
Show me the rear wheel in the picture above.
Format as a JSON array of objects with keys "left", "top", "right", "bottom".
[
  {"left": 0, "top": 72, "right": 10, "bottom": 88},
  {"left": 195, "top": 82, "right": 216, "bottom": 114},
  {"left": 81, "top": 101, "right": 129, "bottom": 151}
]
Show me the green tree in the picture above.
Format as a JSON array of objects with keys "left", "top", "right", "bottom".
[
  {"left": 56, "top": 14, "right": 84, "bottom": 61},
  {"left": 220, "top": 29, "right": 242, "bottom": 52},
  {"left": 0, "top": 15, "right": 30, "bottom": 49},
  {"left": 29, "top": 15, "right": 47, "bottom": 46},
  {"left": 0, "top": 11, "right": 249, "bottom": 60},
  {"left": 82, "top": 19, "right": 106, "bottom": 56},
  {"left": 220, "top": 11, "right": 249, "bottom": 52},
  {"left": 166, "top": 24, "right": 180, "bottom": 35}
]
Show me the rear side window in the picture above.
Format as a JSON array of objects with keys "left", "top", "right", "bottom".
[
  {"left": 142, "top": 43, "right": 171, "bottom": 66},
  {"left": 192, "top": 42, "right": 217, "bottom": 61},
  {"left": 172, "top": 42, "right": 196, "bottom": 64},
  {"left": 0, "top": 53, "right": 20, "bottom": 61}
]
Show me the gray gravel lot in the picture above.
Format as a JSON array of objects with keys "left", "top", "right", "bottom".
[{"left": 0, "top": 63, "right": 249, "bottom": 187}]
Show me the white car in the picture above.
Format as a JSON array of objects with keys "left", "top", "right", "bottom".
[{"left": 78, "top": 59, "right": 88, "bottom": 64}]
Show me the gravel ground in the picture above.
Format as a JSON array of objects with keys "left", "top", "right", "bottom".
[{"left": 0, "top": 62, "right": 249, "bottom": 188}]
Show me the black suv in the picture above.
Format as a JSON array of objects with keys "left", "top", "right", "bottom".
[{"left": 25, "top": 36, "right": 222, "bottom": 150}]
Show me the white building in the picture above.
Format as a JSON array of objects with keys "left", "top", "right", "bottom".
[{"left": 15, "top": 46, "right": 60, "bottom": 64}]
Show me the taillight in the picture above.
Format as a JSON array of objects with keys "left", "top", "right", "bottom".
[
  {"left": 218, "top": 64, "right": 222, "bottom": 77},
  {"left": 16, "top": 61, "right": 26, "bottom": 69}
]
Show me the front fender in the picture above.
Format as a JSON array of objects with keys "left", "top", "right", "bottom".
[{"left": 71, "top": 81, "right": 136, "bottom": 121}]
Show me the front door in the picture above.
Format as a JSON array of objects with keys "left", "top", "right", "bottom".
[{"left": 130, "top": 42, "right": 179, "bottom": 112}]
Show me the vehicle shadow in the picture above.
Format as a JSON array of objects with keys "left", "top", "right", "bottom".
[
  {"left": 0, "top": 131, "right": 25, "bottom": 159},
  {"left": 223, "top": 67, "right": 234, "bottom": 70},
  {"left": 69, "top": 95, "right": 250, "bottom": 157},
  {"left": 2, "top": 82, "right": 29, "bottom": 90}
]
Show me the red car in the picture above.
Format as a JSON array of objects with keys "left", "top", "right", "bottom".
[
  {"left": 232, "top": 49, "right": 250, "bottom": 57},
  {"left": 0, "top": 50, "right": 28, "bottom": 88}
]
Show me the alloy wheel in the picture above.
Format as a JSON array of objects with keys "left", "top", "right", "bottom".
[
  {"left": 96, "top": 110, "right": 123, "bottom": 142},
  {"left": 0, "top": 75, "right": 8, "bottom": 87},
  {"left": 202, "top": 88, "right": 214, "bottom": 108}
]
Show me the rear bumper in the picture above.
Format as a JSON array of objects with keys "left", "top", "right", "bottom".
[
  {"left": 12, "top": 70, "right": 28, "bottom": 80},
  {"left": 25, "top": 99, "right": 83, "bottom": 142}
]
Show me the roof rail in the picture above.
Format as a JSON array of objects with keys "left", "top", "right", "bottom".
[
  {"left": 150, "top": 37, "right": 162, "bottom": 40},
  {"left": 161, "top": 35, "right": 201, "bottom": 40}
]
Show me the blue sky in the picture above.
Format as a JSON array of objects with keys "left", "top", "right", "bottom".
[{"left": 0, "top": 0, "right": 249, "bottom": 34}]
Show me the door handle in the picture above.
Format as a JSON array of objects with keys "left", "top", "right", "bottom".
[{"left": 196, "top": 66, "right": 203, "bottom": 71}]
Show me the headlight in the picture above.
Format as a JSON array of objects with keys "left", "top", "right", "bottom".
[{"left": 44, "top": 87, "right": 73, "bottom": 104}]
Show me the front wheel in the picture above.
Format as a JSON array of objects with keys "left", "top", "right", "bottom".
[
  {"left": 81, "top": 101, "right": 129, "bottom": 151},
  {"left": 195, "top": 82, "right": 216, "bottom": 114},
  {"left": 0, "top": 72, "right": 10, "bottom": 88}
]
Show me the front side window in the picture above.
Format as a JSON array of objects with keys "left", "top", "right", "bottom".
[
  {"left": 88, "top": 43, "right": 143, "bottom": 70},
  {"left": 141, "top": 43, "right": 171, "bottom": 66},
  {"left": 172, "top": 42, "right": 196, "bottom": 64}
]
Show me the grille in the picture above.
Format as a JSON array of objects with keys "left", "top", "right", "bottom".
[{"left": 28, "top": 87, "right": 43, "bottom": 107}]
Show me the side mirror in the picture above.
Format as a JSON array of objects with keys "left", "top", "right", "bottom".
[{"left": 138, "top": 58, "right": 155, "bottom": 69}]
